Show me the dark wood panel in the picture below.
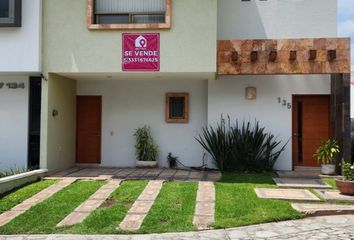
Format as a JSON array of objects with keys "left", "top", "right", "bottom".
[
  {"left": 76, "top": 96, "right": 102, "bottom": 164},
  {"left": 293, "top": 95, "right": 330, "bottom": 167}
]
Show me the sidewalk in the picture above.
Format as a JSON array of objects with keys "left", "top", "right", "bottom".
[{"left": 1, "top": 215, "right": 353, "bottom": 240}]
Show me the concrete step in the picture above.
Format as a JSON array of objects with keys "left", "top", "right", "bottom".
[
  {"left": 273, "top": 178, "right": 332, "bottom": 189},
  {"left": 291, "top": 203, "right": 354, "bottom": 216}
]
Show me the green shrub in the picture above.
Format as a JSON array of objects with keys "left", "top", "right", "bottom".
[
  {"left": 341, "top": 161, "right": 354, "bottom": 181},
  {"left": 196, "top": 117, "right": 287, "bottom": 171},
  {"left": 134, "top": 126, "right": 158, "bottom": 162},
  {"left": 0, "top": 166, "right": 30, "bottom": 178},
  {"left": 314, "top": 139, "right": 340, "bottom": 165}
]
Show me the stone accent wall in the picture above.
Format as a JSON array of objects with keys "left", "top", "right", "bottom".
[
  {"left": 218, "top": 38, "right": 351, "bottom": 75},
  {"left": 331, "top": 73, "right": 351, "bottom": 167}
]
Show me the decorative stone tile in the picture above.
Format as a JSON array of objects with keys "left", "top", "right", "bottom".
[
  {"left": 173, "top": 170, "right": 191, "bottom": 180},
  {"left": 56, "top": 212, "right": 90, "bottom": 227},
  {"left": 0, "top": 179, "right": 76, "bottom": 227},
  {"left": 0, "top": 211, "right": 23, "bottom": 226},
  {"left": 195, "top": 202, "right": 215, "bottom": 216},
  {"left": 255, "top": 188, "right": 320, "bottom": 201},
  {"left": 193, "top": 181, "right": 215, "bottom": 230},
  {"left": 46, "top": 167, "right": 221, "bottom": 182},
  {"left": 119, "top": 214, "right": 145, "bottom": 231},
  {"left": 56, "top": 179, "right": 121, "bottom": 227},
  {"left": 75, "top": 200, "right": 103, "bottom": 213},
  {"left": 314, "top": 190, "right": 354, "bottom": 203},
  {"left": 128, "top": 201, "right": 154, "bottom": 214},
  {"left": 119, "top": 180, "right": 164, "bottom": 231},
  {"left": 218, "top": 38, "right": 351, "bottom": 75},
  {"left": 291, "top": 203, "right": 354, "bottom": 216},
  {"left": 273, "top": 178, "right": 331, "bottom": 189}
]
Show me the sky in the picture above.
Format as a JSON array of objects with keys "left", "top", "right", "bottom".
[{"left": 338, "top": 0, "right": 354, "bottom": 74}]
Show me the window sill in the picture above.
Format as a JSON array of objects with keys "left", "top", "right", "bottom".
[{"left": 88, "top": 22, "right": 171, "bottom": 30}]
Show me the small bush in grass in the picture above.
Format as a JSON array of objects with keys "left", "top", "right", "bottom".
[
  {"left": 196, "top": 116, "right": 287, "bottom": 171},
  {"left": 0, "top": 165, "right": 31, "bottom": 178}
]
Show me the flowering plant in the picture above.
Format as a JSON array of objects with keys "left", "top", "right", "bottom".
[{"left": 341, "top": 161, "right": 354, "bottom": 181}]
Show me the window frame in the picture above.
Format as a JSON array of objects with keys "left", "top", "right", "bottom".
[
  {"left": 0, "top": 0, "right": 21, "bottom": 28},
  {"left": 87, "top": 0, "right": 171, "bottom": 30},
  {"left": 165, "top": 93, "right": 189, "bottom": 124}
]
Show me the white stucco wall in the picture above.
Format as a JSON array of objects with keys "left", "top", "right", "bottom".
[
  {"left": 218, "top": 0, "right": 337, "bottom": 40},
  {"left": 77, "top": 79, "right": 209, "bottom": 168},
  {"left": 0, "top": 76, "right": 29, "bottom": 171},
  {"left": 0, "top": 0, "right": 41, "bottom": 73},
  {"left": 208, "top": 75, "right": 331, "bottom": 171}
]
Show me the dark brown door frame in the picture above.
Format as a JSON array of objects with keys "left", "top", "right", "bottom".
[
  {"left": 76, "top": 95, "right": 102, "bottom": 164},
  {"left": 292, "top": 94, "right": 331, "bottom": 170}
]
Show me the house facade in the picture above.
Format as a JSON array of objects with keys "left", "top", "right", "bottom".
[
  {"left": 0, "top": 0, "right": 42, "bottom": 172},
  {"left": 1, "top": 0, "right": 349, "bottom": 173}
]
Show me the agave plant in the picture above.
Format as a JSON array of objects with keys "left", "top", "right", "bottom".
[
  {"left": 196, "top": 117, "right": 287, "bottom": 172},
  {"left": 196, "top": 117, "right": 234, "bottom": 171}
]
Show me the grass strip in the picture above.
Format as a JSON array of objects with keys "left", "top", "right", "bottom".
[
  {"left": 322, "top": 178, "right": 337, "bottom": 189},
  {"left": 0, "top": 180, "right": 57, "bottom": 214},
  {"left": 139, "top": 182, "right": 198, "bottom": 233},
  {"left": 0, "top": 180, "right": 104, "bottom": 234},
  {"left": 63, "top": 180, "right": 148, "bottom": 234},
  {"left": 213, "top": 172, "right": 303, "bottom": 229}
]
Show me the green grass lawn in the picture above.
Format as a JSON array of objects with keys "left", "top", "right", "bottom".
[
  {"left": 0, "top": 180, "right": 57, "bottom": 214},
  {"left": 0, "top": 173, "right": 307, "bottom": 234},
  {"left": 322, "top": 178, "right": 337, "bottom": 189},
  {"left": 213, "top": 172, "right": 303, "bottom": 229},
  {"left": 62, "top": 180, "right": 147, "bottom": 234},
  {"left": 0, "top": 180, "right": 104, "bottom": 234},
  {"left": 139, "top": 182, "right": 198, "bottom": 233}
]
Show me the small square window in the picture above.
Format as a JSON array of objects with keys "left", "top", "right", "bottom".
[
  {"left": 166, "top": 93, "right": 189, "bottom": 123},
  {"left": 0, "top": 0, "right": 21, "bottom": 27}
]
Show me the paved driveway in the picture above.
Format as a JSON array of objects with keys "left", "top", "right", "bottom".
[{"left": 1, "top": 215, "right": 353, "bottom": 240}]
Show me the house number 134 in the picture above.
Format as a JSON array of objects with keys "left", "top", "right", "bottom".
[{"left": 277, "top": 97, "right": 292, "bottom": 109}]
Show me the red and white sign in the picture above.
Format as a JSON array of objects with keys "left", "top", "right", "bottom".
[{"left": 122, "top": 33, "right": 160, "bottom": 71}]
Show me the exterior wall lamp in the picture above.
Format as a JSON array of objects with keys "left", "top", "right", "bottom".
[{"left": 245, "top": 87, "right": 257, "bottom": 100}]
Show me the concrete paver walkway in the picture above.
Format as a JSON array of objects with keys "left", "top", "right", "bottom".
[
  {"left": 0, "top": 178, "right": 76, "bottom": 227},
  {"left": 119, "top": 180, "right": 164, "bottom": 231},
  {"left": 255, "top": 188, "right": 320, "bottom": 201},
  {"left": 291, "top": 203, "right": 354, "bottom": 216},
  {"left": 193, "top": 181, "right": 215, "bottom": 230},
  {"left": 314, "top": 189, "right": 354, "bottom": 203},
  {"left": 2, "top": 215, "right": 354, "bottom": 239},
  {"left": 273, "top": 178, "right": 331, "bottom": 189},
  {"left": 57, "top": 179, "right": 122, "bottom": 227},
  {"left": 47, "top": 167, "right": 221, "bottom": 182}
]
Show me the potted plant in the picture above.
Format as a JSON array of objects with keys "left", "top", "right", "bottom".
[
  {"left": 167, "top": 152, "right": 178, "bottom": 169},
  {"left": 134, "top": 126, "right": 159, "bottom": 168},
  {"left": 336, "top": 161, "right": 354, "bottom": 196},
  {"left": 314, "top": 139, "right": 340, "bottom": 175}
]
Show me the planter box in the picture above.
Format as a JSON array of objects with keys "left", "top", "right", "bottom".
[
  {"left": 321, "top": 164, "right": 336, "bottom": 175},
  {"left": 336, "top": 179, "right": 354, "bottom": 196},
  {"left": 136, "top": 161, "right": 157, "bottom": 168},
  {"left": 0, "top": 169, "right": 48, "bottom": 194}
]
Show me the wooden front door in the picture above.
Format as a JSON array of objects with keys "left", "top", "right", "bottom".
[
  {"left": 292, "top": 95, "right": 330, "bottom": 167},
  {"left": 76, "top": 96, "right": 102, "bottom": 164}
]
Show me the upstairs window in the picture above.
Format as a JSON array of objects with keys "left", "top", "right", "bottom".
[
  {"left": 0, "top": 0, "right": 21, "bottom": 27},
  {"left": 88, "top": 0, "right": 171, "bottom": 30}
]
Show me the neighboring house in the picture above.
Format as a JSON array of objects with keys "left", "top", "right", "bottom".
[
  {"left": 0, "top": 0, "right": 42, "bottom": 172},
  {"left": 1, "top": 0, "right": 350, "bottom": 173}
]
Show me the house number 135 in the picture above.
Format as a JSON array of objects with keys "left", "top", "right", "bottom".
[{"left": 277, "top": 97, "right": 292, "bottom": 109}]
